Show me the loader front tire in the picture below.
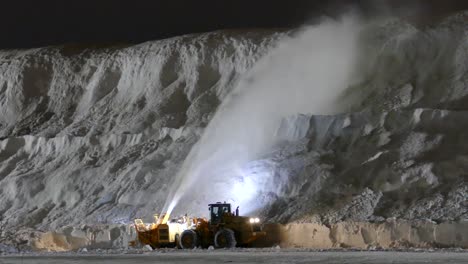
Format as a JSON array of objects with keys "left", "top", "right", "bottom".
[
  {"left": 214, "top": 228, "right": 236, "bottom": 248},
  {"left": 179, "top": 230, "right": 198, "bottom": 249}
]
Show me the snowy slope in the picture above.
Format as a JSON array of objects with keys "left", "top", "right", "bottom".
[
  {"left": 261, "top": 15, "right": 468, "bottom": 223},
  {"left": 0, "top": 30, "right": 285, "bottom": 231}
]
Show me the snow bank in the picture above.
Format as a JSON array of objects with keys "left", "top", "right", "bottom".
[
  {"left": 31, "top": 224, "right": 134, "bottom": 251},
  {"left": 29, "top": 220, "right": 468, "bottom": 251},
  {"left": 258, "top": 220, "right": 468, "bottom": 249}
]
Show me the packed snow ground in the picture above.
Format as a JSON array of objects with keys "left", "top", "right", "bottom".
[{"left": 1, "top": 251, "right": 468, "bottom": 264}]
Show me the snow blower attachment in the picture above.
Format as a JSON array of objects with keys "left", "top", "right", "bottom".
[
  {"left": 133, "top": 202, "right": 266, "bottom": 249},
  {"left": 133, "top": 213, "right": 189, "bottom": 249}
]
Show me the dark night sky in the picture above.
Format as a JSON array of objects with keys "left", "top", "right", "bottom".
[{"left": 2, "top": 0, "right": 468, "bottom": 49}]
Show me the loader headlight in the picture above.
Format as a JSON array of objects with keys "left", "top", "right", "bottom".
[{"left": 249, "top": 217, "right": 260, "bottom": 224}]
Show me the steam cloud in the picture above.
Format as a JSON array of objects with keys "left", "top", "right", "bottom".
[{"left": 163, "top": 15, "right": 363, "bottom": 217}]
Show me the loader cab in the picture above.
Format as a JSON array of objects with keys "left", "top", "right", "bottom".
[{"left": 209, "top": 202, "right": 231, "bottom": 225}]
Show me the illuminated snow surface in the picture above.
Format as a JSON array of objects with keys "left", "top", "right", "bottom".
[
  {"left": 1, "top": 11, "right": 468, "bottom": 251},
  {"left": 2, "top": 250, "right": 468, "bottom": 264}
]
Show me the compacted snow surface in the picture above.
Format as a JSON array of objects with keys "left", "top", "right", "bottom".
[{"left": 1, "top": 251, "right": 468, "bottom": 264}]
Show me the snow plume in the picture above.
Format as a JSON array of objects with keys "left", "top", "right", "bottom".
[{"left": 163, "top": 15, "right": 363, "bottom": 217}]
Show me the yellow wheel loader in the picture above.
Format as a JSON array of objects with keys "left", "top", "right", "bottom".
[{"left": 179, "top": 202, "right": 266, "bottom": 249}]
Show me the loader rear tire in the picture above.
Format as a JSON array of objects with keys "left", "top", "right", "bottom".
[
  {"left": 214, "top": 228, "right": 236, "bottom": 248},
  {"left": 179, "top": 230, "right": 198, "bottom": 249}
]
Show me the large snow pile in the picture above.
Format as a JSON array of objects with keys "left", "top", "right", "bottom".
[
  {"left": 0, "top": 30, "right": 284, "bottom": 232},
  {"left": 0, "top": 12, "right": 467, "bottom": 250}
]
